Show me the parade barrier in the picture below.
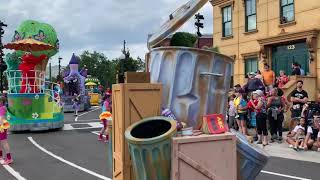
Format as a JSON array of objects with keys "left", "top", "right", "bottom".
[
  {"left": 230, "top": 129, "right": 270, "bottom": 180},
  {"left": 171, "top": 133, "right": 237, "bottom": 180},
  {"left": 125, "top": 117, "right": 177, "bottom": 180},
  {"left": 112, "top": 83, "right": 162, "bottom": 180}
]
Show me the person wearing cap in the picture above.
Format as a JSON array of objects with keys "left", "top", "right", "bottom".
[
  {"left": 243, "top": 72, "right": 265, "bottom": 95},
  {"left": 234, "top": 89, "right": 248, "bottom": 135},
  {"left": 267, "top": 88, "right": 286, "bottom": 143},
  {"left": 262, "top": 64, "right": 275, "bottom": 92},
  {"left": 251, "top": 90, "right": 268, "bottom": 146}
]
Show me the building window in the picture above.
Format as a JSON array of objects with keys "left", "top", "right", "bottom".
[
  {"left": 245, "top": 0, "right": 256, "bottom": 32},
  {"left": 245, "top": 57, "right": 258, "bottom": 77},
  {"left": 222, "top": 6, "right": 232, "bottom": 37},
  {"left": 280, "top": 0, "right": 294, "bottom": 24}
]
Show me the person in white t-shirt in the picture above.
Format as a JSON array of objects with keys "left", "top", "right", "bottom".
[{"left": 286, "top": 117, "right": 313, "bottom": 150}]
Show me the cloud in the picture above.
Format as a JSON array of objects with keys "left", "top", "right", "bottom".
[{"left": 0, "top": 0, "right": 213, "bottom": 66}]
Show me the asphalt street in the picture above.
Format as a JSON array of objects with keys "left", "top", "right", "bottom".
[{"left": 0, "top": 107, "right": 318, "bottom": 180}]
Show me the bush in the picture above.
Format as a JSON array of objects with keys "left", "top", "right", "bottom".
[
  {"left": 207, "top": 46, "right": 220, "bottom": 53},
  {"left": 170, "top": 32, "right": 197, "bottom": 47}
]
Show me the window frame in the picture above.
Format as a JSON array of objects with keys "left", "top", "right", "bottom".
[
  {"left": 222, "top": 5, "right": 232, "bottom": 37},
  {"left": 244, "top": 56, "right": 259, "bottom": 78},
  {"left": 280, "top": 0, "right": 295, "bottom": 24},
  {"left": 245, "top": 0, "right": 257, "bottom": 32}
]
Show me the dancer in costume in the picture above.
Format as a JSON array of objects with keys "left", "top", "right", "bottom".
[
  {"left": 72, "top": 93, "right": 81, "bottom": 116},
  {"left": 0, "top": 97, "right": 13, "bottom": 165},
  {"left": 99, "top": 111, "right": 111, "bottom": 142}
]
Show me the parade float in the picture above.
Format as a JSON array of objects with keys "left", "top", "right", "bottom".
[
  {"left": 61, "top": 53, "right": 91, "bottom": 112},
  {"left": 85, "top": 75, "right": 101, "bottom": 106},
  {"left": 3, "top": 20, "right": 63, "bottom": 131}
]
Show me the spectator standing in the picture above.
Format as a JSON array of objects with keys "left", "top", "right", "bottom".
[
  {"left": 228, "top": 94, "right": 238, "bottom": 130},
  {"left": 267, "top": 88, "right": 286, "bottom": 143},
  {"left": 262, "top": 64, "right": 275, "bottom": 93},
  {"left": 234, "top": 89, "right": 248, "bottom": 135},
  {"left": 243, "top": 72, "right": 265, "bottom": 94},
  {"left": 298, "top": 64, "right": 305, "bottom": 76},
  {"left": 277, "top": 70, "right": 289, "bottom": 88},
  {"left": 291, "top": 63, "right": 301, "bottom": 76},
  {"left": 290, "top": 80, "right": 308, "bottom": 131},
  {"left": 255, "top": 70, "right": 264, "bottom": 84},
  {"left": 247, "top": 93, "right": 258, "bottom": 141},
  {"left": 251, "top": 90, "right": 268, "bottom": 146}
]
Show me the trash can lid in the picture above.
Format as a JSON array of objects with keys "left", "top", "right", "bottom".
[
  {"left": 230, "top": 129, "right": 270, "bottom": 162},
  {"left": 147, "top": 0, "right": 208, "bottom": 49}
]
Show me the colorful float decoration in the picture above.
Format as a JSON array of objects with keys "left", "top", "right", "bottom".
[
  {"left": 85, "top": 75, "right": 101, "bottom": 106},
  {"left": 61, "top": 53, "right": 91, "bottom": 112},
  {"left": 4, "top": 20, "right": 63, "bottom": 131}
]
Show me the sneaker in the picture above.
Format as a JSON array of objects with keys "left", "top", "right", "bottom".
[
  {"left": 289, "top": 144, "right": 293, "bottom": 148},
  {"left": 293, "top": 147, "right": 298, "bottom": 151},
  {"left": 253, "top": 136, "right": 258, "bottom": 142},
  {"left": 98, "top": 135, "right": 103, "bottom": 141},
  {"left": 257, "top": 141, "right": 262, "bottom": 144},
  {"left": 1, "top": 159, "right": 13, "bottom": 165}
]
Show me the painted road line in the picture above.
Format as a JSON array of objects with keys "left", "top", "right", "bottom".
[
  {"left": 261, "top": 170, "right": 312, "bottom": 180},
  {"left": 28, "top": 137, "right": 111, "bottom": 180},
  {"left": 2, "top": 164, "right": 27, "bottom": 180},
  {"left": 74, "top": 107, "right": 101, "bottom": 122}
]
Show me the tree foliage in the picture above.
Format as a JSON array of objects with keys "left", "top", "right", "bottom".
[
  {"left": 78, "top": 50, "right": 145, "bottom": 88},
  {"left": 170, "top": 32, "right": 197, "bottom": 47}
]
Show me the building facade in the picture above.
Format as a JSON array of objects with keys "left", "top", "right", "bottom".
[{"left": 211, "top": 0, "right": 320, "bottom": 99}]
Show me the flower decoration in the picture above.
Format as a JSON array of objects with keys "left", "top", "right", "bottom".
[
  {"left": 34, "top": 94, "right": 39, "bottom": 100},
  {"left": 32, "top": 112, "right": 39, "bottom": 119},
  {"left": 33, "top": 30, "right": 46, "bottom": 42},
  {"left": 12, "top": 31, "right": 25, "bottom": 42}
]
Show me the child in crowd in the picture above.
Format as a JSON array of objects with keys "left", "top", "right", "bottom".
[
  {"left": 294, "top": 126, "right": 305, "bottom": 151},
  {"left": 0, "top": 97, "right": 12, "bottom": 165},
  {"left": 228, "top": 94, "right": 237, "bottom": 130},
  {"left": 287, "top": 117, "right": 312, "bottom": 151},
  {"left": 247, "top": 93, "right": 258, "bottom": 141}
]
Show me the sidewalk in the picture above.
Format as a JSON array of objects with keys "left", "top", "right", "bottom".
[{"left": 249, "top": 131, "right": 320, "bottom": 163}]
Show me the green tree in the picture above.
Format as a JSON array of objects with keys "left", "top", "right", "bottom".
[{"left": 170, "top": 32, "right": 197, "bottom": 47}]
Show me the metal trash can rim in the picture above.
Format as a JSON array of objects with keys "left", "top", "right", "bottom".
[
  {"left": 125, "top": 116, "right": 177, "bottom": 145},
  {"left": 151, "top": 46, "right": 234, "bottom": 62}
]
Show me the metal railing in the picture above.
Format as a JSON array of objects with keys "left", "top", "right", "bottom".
[{"left": 5, "top": 70, "right": 62, "bottom": 113}]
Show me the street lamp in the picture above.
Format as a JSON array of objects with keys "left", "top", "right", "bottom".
[
  {"left": 58, "top": 57, "right": 62, "bottom": 81},
  {"left": 118, "top": 54, "right": 126, "bottom": 83}
]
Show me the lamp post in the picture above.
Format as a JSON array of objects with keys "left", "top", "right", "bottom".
[
  {"left": 58, "top": 57, "right": 62, "bottom": 81},
  {"left": 0, "top": 21, "right": 8, "bottom": 93},
  {"left": 118, "top": 53, "right": 126, "bottom": 83}
]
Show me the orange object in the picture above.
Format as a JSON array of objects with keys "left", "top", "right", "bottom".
[
  {"left": 0, "top": 120, "right": 10, "bottom": 130},
  {"left": 262, "top": 70, "right": 275, "bottom": 86},
  {"left": 99, "top": 111, "right": 112, "bottom": 120},
  {"left": 4, "top": 38, "right": 55, "bottom": 51}
]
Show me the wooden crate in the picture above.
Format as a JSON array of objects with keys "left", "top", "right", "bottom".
[
  {"left": 124, "top": 72, "right": 150, "bottom": 83},
  {"left": 171, "top": 133, "right": 237, "bottom": 180},
  {"left": 112, "top": 83, "right": 162, "bottom": 180}
]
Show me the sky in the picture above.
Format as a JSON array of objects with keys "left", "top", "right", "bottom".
[{"left": 0, "top": 0, "right": 213, "bottom": 66}]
